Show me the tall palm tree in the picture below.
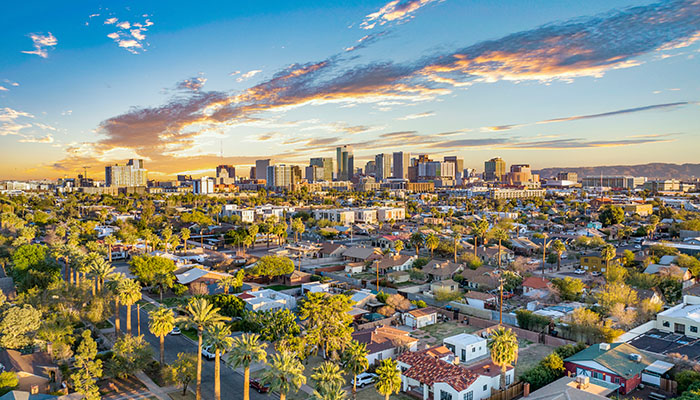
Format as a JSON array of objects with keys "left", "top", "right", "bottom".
[
  {"left": 425, "top": 233, "right": 439, "bottom": 258},
  {"left": 89, "top": 256, "right": 114, "bottom": 293},
  {"left": 487, "top": 327, "right": 518, "bottom": 390},
  {"left": 393, "top": 240, "right": 404, "bottom": 254},
  {"left": 601, "top": 244, "right": 616, "bottom": 272},
  {"left": 105, "top": 273, "right": 124, "bottom": 336},
  {"left": 148, "top": 307, "right": 175, "bottom": 365},
  {"left": 471, "top": 220, "right": 489, "bottom": 258},
  {"left": 204, "top": 323, "right": 234, "bottom": 400},
  {"left": 179, "top": 298, "right": 230, "bottom": 400},
  {"left": 410, "top": 232, "right": 423, "bottom": 256},
  {"left": 117, "top": 278, "right": 142, "bottom": 335},
  {"left": 551, "top": 239, "right": 566, "bottom": 272},
  {"left": 180, "top": 228, "right": 191, "bottom": 252},
  {"left": 312, "top": 382, "right": 346, "bottom": 400},
  {"left": 104, "top": 235, "right": 117, "bottom": 263},
  {"left": 262, "top": 351, "right": 306, "bottom": 400},
  {"left": 228, "top": 333, "right": 268, "bottom": 400},
  {"left": 162, "top": 227, "right": 173, "bottom": 254},
  {"left": 311, "top": 361, "right": 345, "bottom": 396},
  {"left": 374, "top": 359, "right": 401, "bottom": 400},
  {"left": 342, "top": 340, "right": 369, "bottom": 399},
  {"left": 217, "top": 272, "right": 243, "bottom": 295},
  {"left": 491, "top": 228, "right": 509, "bottom": 269}
]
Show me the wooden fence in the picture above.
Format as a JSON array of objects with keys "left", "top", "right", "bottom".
[
  {"left": 486, "top": 382, "right": 524, "bottom": 400},
  {"left": 660, "top": 378, "right": 678, "bottom": 395}
]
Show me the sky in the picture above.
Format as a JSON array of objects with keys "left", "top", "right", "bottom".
[{"left": 1, "top": 0, "right": 699, "bottom": 180}]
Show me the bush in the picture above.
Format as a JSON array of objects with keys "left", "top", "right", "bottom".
[
  {"left": 676, "top": 370, "right": 700, "bottom": 394},
  {"left": 413, "top": 257, "right": 429, "bottom": 269},
  {"left": 515, "top": 310, "right": 551, "bottom": 333},
  {"left": 172, "top": 284, "right": 188, "bottom": 296}
]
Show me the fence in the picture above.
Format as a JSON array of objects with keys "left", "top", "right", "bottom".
[
  {"left": 356, "top": 316, "right": 397, "bottom": 330},
  {"left": 462, "top": 315, "right": 575, "bottom": 347},
  {"left": 486, "top": 382, "right": 524, "bottom": 400},
  {"left": 660, "top": 378, "right": 678, "bottom": 395}
]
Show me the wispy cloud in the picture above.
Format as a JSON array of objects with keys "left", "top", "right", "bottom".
[
  {"left": 361, "top": 0, "right": 440, "bottom": 29},
  {"left": 18, "top": 134, "right": 54, "bottom": 144},
  {"left": 345, "top": 31, "right": 390, "bottom": 52},
  {"left": 21, "top": 32, "right": 57, "bottom": 58},
  {"left": 397, "top": 111, "right": 435, "bottom": 120},
  {"left": 175, "top": 76, "right": 207, "bottom": 91},
  {"left": 100, "top": 14, "right": 154, "bottom": 54},
  {"left": 237, "top": 70, "right": 262, "bottom": 82}
]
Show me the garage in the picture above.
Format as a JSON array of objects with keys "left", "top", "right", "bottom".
[{"left": 642, "top": 360, "right": 674, "bottom": 386}]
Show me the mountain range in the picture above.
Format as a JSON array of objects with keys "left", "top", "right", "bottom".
[{"left": 534, "top": 163, "right": 700, "bottom": 180}]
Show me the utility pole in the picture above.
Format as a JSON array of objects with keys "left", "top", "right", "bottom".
[
  {"left": 499, "top": 274, "right": 504, "bottom": 325},
  {"left": 542, "top": 233, "right": 548, "bottom": 276},
  {"left": 375, "top": 260, "right": 380, "bottom": 292}
]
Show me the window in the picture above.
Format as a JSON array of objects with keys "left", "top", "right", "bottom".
[
  {"left": 614, "top": 378, "right": 619, "bottom": 383},
  {"left": 440, "top": 390, "right": 453, "bottom": 400},
  {"left": 483, "top": 385, "right": 488, "bottom": 391},
  {"left": 472, "top": 347, "right": 476, "bottom": 352},
  {"left": 593, "top": 371, "right": 604, "bottom": 380},
  {"left": 691, "top": 326, "right": 698, "bottom": 333},
  {"left": 462, "top": 349, "right": 467, "bottom": 361},
  {"left": 663, "top": 321, "right": 670, "bottom": 327},
  {"left": 464, "top": 391, "right": 474, "bottom": 400},
  {"left": 506, "top": 375, "right": 511, "bottom": 385}
]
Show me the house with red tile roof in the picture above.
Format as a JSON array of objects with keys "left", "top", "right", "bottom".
[
  {"left": 522, "top": 277, "right": 552, "bottom": 298},
  {"left": 351, "top": 325, "right": 418, "bottom": 365},
  {"left": 397, "top": 347, "right": 513, "bottom": 400}
]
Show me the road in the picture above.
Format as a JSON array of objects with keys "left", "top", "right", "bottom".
[{"left": 114, "top": 299, "right": 276, "bottom": 400}]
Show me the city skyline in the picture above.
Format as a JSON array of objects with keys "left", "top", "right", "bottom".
[{"left": 1, "top": 0, "right": 700, "bottom": 180}]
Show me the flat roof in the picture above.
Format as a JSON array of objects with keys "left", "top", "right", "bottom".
[
  {"left": 628, "top": 329, "right": 700, "bottom": 361},
  {"left": 645, "top": 360, "right": 674, "bottom": 375}
]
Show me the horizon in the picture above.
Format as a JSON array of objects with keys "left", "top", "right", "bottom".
[{"left": 2, "top": 0, "right": 700, "bottom": 180}]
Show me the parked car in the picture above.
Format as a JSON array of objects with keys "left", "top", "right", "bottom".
[
  {"left": 250, "top": 379, "right": 270, "bottom": 393},
  {"left": 591, "top": 271, "right": 601, "bottom": 277},
  {"left": 169, "top": 327, "right": 181, "bottom": 335},
  {"left": 574, "top": 268, "right": 586, "bottom": 275},
  {"left": 354, "top": 372, "right": 378, "bottom": 388},
  {"left": 202, "top": 346, "right": 216, "bottom": 360}
]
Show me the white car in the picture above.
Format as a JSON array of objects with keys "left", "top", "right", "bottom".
[
  {"left": 591, "top": 271, "right": 602, "bottom": 277},
  {"left": 202, "top": 346, "right": 216, "bottom": 360},
  {"left": 169, "top": 327, "right": 181, "bottom": 335},
  {"left": 574, "top": 269, "right": 586, "bottom": 275},
  {"left": 354, "top": 372, "right": 377, "bottom": 388}
]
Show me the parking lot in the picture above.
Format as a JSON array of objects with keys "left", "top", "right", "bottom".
[{"left": 628, "top": 329, "right": 700, "bottom": 361}]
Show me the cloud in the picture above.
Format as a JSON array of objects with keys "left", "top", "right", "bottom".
[
  {"left": 237, "top": 70, "right": 262, "bottom": 82},
  {"left": 105, "top": 17, "right": 118, "bottom": 24},
  {"left": 100, "top": 15, "right": 153, "bottom": 53},
  {"left": 175, "top": 76, "right": 207, "bottom": 91},
  {"left": 345, "top": 31, "right": 390, "bottom": 52},
  {"left": 499, "top": 137, "right": 673, "bottom": 149},
  {"left": 18, "top": 134, "right": 54, "bottom": 144},
  {"left": 21, "top": 32, "right": 57, "bottom": 58},
  {"left": 483, "top": 101, "right": 695, "bottom": 131},
  {"left": 0, "top": 86, "right": 7, "bottom": 92},
  {"left": 397, "top": 111, "right": 435, "bottom": 120},
  {"left": 361, "top": 0, "right": 440, "bottom": 29}
]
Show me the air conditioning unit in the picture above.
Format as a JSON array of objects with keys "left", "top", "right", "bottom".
[
  {"left": 576, "top": 376, "right": 590, "bottom": 388},
  {"left": 629, "top": 354, "right": 642, "bottom": 362},
  {"left": 599, "top": 343, "right": 610, "bottom": 351}
]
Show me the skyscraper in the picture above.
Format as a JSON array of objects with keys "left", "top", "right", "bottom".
[
  {"left": 484, "top": 157, "right": 506, "bottom": 181},
  {"left": 374, "top": 153, "right": 392, "bottom": 182},
  {"left": 255, "top": 159, "right": 271, "bottom": 180},
  {"left": 392, "top": 152, "right": 410, "bottom": 179},
  {"left": 336, "top": 146, "right": 353, "bottom": 181},
  {"left": 444, "top": 156, "right": 464, "bottom": 180},
  {"left": 216, "top": 165, "right": 236, "bottom": 184},
  {"left": 310, "top": 157, "right": 333, "bottom": 181},
  {"left": 105, "top": 159, "right": 148, "bottom": 187}
]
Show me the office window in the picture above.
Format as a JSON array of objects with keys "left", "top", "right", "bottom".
[
  {"left": 464, "top": 391, "right": 473, "bottom": 400},
  {"left": 692, "top": 326, "right": 698, "bottom": 333},
  {"left": 440, "top": 391, "right": 453, "bottom": 400}
]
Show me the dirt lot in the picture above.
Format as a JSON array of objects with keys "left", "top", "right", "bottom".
[
  {"left": 413, "top": 320, "right": 477, "bottom": 347},
  {"left": 515, "top": 342, "right": 557, "bottom": 379}
]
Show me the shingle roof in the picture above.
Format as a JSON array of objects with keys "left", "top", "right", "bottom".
[
  {"left": 564, "top": 343, "right": 657, "bottom": 379},
  {"left": 423, "top": 260, "right": 463, "bottom": 277}
]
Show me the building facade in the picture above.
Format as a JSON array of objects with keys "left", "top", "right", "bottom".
[{"left": 105, "top": 159, "right": 148, "bottom": 187}]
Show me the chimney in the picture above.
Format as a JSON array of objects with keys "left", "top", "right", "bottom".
[{"left": 523, "top": 382, "right": 530, "bottom": 397}]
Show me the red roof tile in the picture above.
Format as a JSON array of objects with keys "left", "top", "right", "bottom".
[{"left": 397, "top": 350, "right": 478, "bottom": 392}]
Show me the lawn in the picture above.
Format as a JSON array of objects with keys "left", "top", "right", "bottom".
[
  {"left": 415, "top": 321, "right": 477, "bottom": 346},
  {"left": 160, "top": 296, "right": 188, "bottom": 308},
  {"left": 266, "top": 284, "right": 301, "bottom": 291},
  {"left": 515, "top": 342, "right": 556, "bottom": 379},
  {"left": 181, "top": 328, "right": 198, "bottom": 341},
  {"left": 136, "top": 300, "right": 157, "bottom": 313}
]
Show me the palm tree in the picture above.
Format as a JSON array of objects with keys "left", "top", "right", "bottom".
[
  {"left": 425, "top": 233, "right": 439, "bottom": 258},
  {"left": 204, "top": 323, "right": 234, "bottom": 400},
  {"left": 180, "top": 228, "right": 191, "bottom": 252},
  {"left": 105, "top": 273, "right": 124, "bottom": 336},
  {"left": 471, "top": 220, "right": 489, "bottom": 258},
  {"left": 452, "top": 225, "right": 466, "bottom": 263},
  {"left": 89, "top": 256, "right": 114, "bottom": 293},
  {"left": 218, "top": 270, "right": 244, "bottom": 294},
  {"left": 312, "top": 382, "right": 346, "bottom": 400},
  {"left": 162, "top": 227, "right": 173, "bottom": 254},
  {"left": 179, "top": 298, "right": 231, "bottom": 400},
  {"left": 491, "top": 228, "right": 509, "bottom": 269},
  {"left": 410, "top": 232, "right": 423, "bottom": 256},
  {"left": 312, "top": 361, "right": 345, "bottom": 396},
  {"left": 104, "top": 235, "right": 117, "bottom": 262},
  {"left": 487, "top": 327, "right": 518, "bottom": 390},
  {"left": 149, "top": 307, "right": 175, "bottom": 365},
  {"left": 262, "top": 351, "right": 306, "bottom": 400},
  {"left": 551, "top": 239, "right": 566, "bottom": 271},
  {"left": 342, "top": 340, "right": 369, "bottom": 399},
  {"left": 374, "top": 359, "right": 401, "bottom": 400},
  {"left": 228, "top": 333, "right": 268, "bottom": 400},
  {"left": 601, "top": 244, "right": 616, "bottom": 272},
  {"left": 117, "top": 278, "right": 142, "bottom": 335}
]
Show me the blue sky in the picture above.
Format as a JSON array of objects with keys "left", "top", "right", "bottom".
[{"left": 1, "top": 0, "right": 699, "bottom": 179}]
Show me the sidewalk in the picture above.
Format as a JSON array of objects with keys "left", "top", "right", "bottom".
[{"left": 135, "top": 371, "right": 173, "bottom": 400}]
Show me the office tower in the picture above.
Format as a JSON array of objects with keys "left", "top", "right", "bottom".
[
  {"left": 375, "top": 153, "right": 392, "bottom": 182},
  {"left": 193, "top": 177, "right": 215, "bottom": 194},
  {"left": 105, "top": 159, "right": 148, "bottom": 187},
  {"left": 266, "top": 164, "right": 300, "bottom": 190},
  {"left": 216, "top": 165, "right": 236, "bottom": 184},
  {"left": 444, "top": 156, "right": 464, "bottom": 180},
  {"left": 305, "top": 165, "right": 324, "bottom": 182},
  {"left": 484, "top": 157, "right": 506, "bottom": 181},
  {"left": 336, "top": 146, "right": 353, "bottom": 180},
  {"left": 393, "top": 152, "right": 410, "bottom": 179},
  {"left": 310, "top": 157, "right": 333, "bottom": 181},
  {"left": 364, "top": 160, "right": 376, "bottom": 176},
  {"left": 177, "top": 174, "right": 192, "bottom": 182},
  {"left": 505, "top": 164, "right": 537, "bottom": 186},
  {"left": 249, "top": 167, "right": 256, "bottom": 180},
  {"left": 556, "top": 172, "right": 578, "bottom": 182},
  {"left": 255, "top": 159, "right": 271, "bottom": 180},
  {"left": 417, "top": 161, "right": 455, "bottom": 180}
]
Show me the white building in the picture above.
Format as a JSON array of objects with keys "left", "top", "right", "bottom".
[
  {"left": 222, "top": 204, "right": 255, "bottom": 223},
  {"left": 354, "top": 208, "right": 378, "bottom": 224},
  {"left": 240, "top": 289, "right": 296, "bottom": 311},
  {"left": 656, "top": 295, "right": 700, "bottom": 337},
  {"left": 377, "top": 207, "right": 405, "bottom": 222},
  {"left": 443, "top": 333, "right": 488, "bottom": 364},
  {"left": 193, "top": 177, "right": 215, "bottom": 194},
  {"left": 314, "top": 209, "right": 355, "bottom": 225}
]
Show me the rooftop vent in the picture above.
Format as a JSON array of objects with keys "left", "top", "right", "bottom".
[
  {"left": 629, "top": 354, "right": 642, "bottom": 362},
  {"left": 599, "top": 343, "right": 610, "bottom": 351}
]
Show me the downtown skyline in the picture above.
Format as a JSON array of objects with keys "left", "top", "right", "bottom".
[{"left": 1, "top": 0, "right": 700, "bottom": 180}]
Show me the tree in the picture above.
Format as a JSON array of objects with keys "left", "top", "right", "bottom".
[
  {"left": 204, "top": 323, "right": 235, "bottom": 400},
  {"left": 425, "top": 233, "right": 439, "bottom": 258},
  {"left": 600, "top": 244, "right": 616, "bottom": 271},
  {"left": 488, "top": 327, "right": 518, "bottom": 389},
  {"left": 117, "top": 278, "right": 142, "bottom": 335},
  {"left": 129, "top": 255, "right": 176, "bottom": 287},
  {"left": 262, "top": 351, "right": 306, "bottom": 400},
  {"left": 298, "top": 292, "right": 354, "bottom": 359},
  {"left": 0, "top": 304, "right": 42, "bottom": 349},
  {"left": 551, "top": 240, "right": 566, "bottom": 271},
  {"left": 228, "top": 333, "right": 268, "bottom": 400},
  {"left": 180, "top": 228, "right": 191, "bottom": 252},
  {"left": 247, "top": 225, "right": 259, "bottom": 249},
  {"left": 149, "top": 307, "right": 175, "bottom": 365},
  {"left": 11, "top": 243, "right": 60, "bottom": 292},
  {"left": 104, "top": 235, "right": 117, "bottom": 262},
  {"left": 164, "top": 353, "right": 196, "bottom": 396},
  {"left": 249, "top": 255, "right": 294, "bottom": 282},
  {"left": 434, "top": 288, "right": 462, "bottom": 303},
  {"left": 179, "top": 298, "right": 230, "bottom": 400},
  {"left": 599, "top": 205, "right": 624, "bottom": 226},
  {"left": 312, "top": 361, "right": 345, "bottom": 397},
  {"left": 218, "top": 269, "right": 245, "bottom": 294},
  {"left": 71, "top": 330, "right": 103, "bottom": 400},
  {"left": 0, "top": 372, "right": 18, "bottom": 396},
  {"left": 375, "top": 359, "right": 401, "bottom": 400},
  {"left": 551, "top": 278, "right": 584, "bottom": 301},
  {"left": 88, "top": 255, "right": 114, "bottom": 294},
  {"left": 471, "top": 220, "right": 489, "bottom": 258},
  {"left": 291, "top": 218, "right": 305, "bottom": 243},
  {"left": 595, "top": 282, "right": 638, "bottom": 312},
  {"left": 244, "top": 309, "right": 300, "bottom": 342},
  {"left": 343, "top": 340, "right": 369, "bottom": 399},
  {"left": 393, "top": 240, "right": 404, "bottom": 254},
  {"left": 109, "top": 334, "right": 153, "bottom": 379},
  {"left": 410, "top": 232, "right": 424, "bottom": 256}
]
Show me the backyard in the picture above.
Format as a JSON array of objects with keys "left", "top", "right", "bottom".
[
  {"left": 515, "top": 342, "right": 557, "bottom": 379},
  {"left": 413, "top": 320, "right": 477, "bottom": 347}
]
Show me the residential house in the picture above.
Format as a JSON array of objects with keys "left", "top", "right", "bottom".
[
  {"left": 656, "top": 295, "right": 700, "bottom": 337},
  {"left": 319, "top": 242, "right": 346, "bottom": 258},
  {"left": 423, "top": 260, "right": 464, "bottom": 281},
  {"left": 564, "top": 343, "right": 658, "bottom": 394},
  {"left": 375, "top": 254, "right": 417, "bottom": 275},
  {"left": 0, "top": 350, "right": 61, "bottom": 394},
  {"left": 352, "top": 325, "right": 419, "bottom": 365},
  {"left": 476, "top": 245, "right": 514, "bottom": 266},
  {"left": 526, "top": 376, "right": 617, "bottom": 400},
  {"left": 404, "top": 307, "right": 438, "bottom": 329},
  {"left": 344, "top": 262, "right": 365, "bottom": 274},
  {"left": 579, "top": 252, "right": 620, "bottom": 273},
  {"left": 510, "top": 237, "right": 540, "bottom": 256},
  {"left": 461, "top": 267, "right": 499, "bottom": 291},
  {"left": 443, "top": 333, "right": 488, "bottom": 364},
  {"left": 175, "top": 266, "right": 233, "bottom": 290},
  {"left": 238, "top": 289, "right": 296, "bottom": 311},
  {"left": 464, "top": 291, "right": 496, "bottom": 310},
  {"left": 431, "top": 280, "right": 459, "bottom": 294},
  {"left": 280, "top": 270, "right": 312, "bottom": 286},
  {"left": 643, "top": 263, "right": 694, "bottom": 288},
  {"left": 522, "top": 277, "right": 551, "bottom": 298},
  {"left": 342, "top": 246, "right": 383, "bottom": 263}
]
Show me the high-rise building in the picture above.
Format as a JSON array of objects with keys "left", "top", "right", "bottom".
[
  {"left": 484, "top": 157, "right": 506, "bottom": 181},
  {"left": 392, "top": 152, "right": 410, "bottom": 179},
  {"left": 105, "top": 159, "right": 148, "bottom": 187},
  {"left": 255, "top": 159, "right": 271, "bottom": 180},
  {"left": 444, "top": 156, "right": 464, "bottom": 180},
  {"left": 364, "top": 160, "right": 376, "bottom": 176},
  {"left": 305, "top": 165, "right": 325, "bottom": 182},
  {"left": 266, "top": 164, "right": 301, "bottom": 190},
  {"left": 375, "top": 153, "right": 392, "bottom": 182},
  {"left": 193, "top": 177, "right": 215, "bottom": 194},
  {"left": 336, "top": 146, "right": 353, "bottom": 180},
  {"left": 216, "top": 165, "right": 236, "bottom": 184},
  {"left": 249, "top": 166, "right": 256, "bottom": 180},
  {"left": 310, "top": 157, "right": 333, "bottom": 181},
  {"left": 505, "top": 164, "right": 540, "bottom": 188}
]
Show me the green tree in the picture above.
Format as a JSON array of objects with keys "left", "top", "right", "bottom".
[
  {"left": 343, "top": 340, "right": 369, "bottom": 399},
  {"left": 393, "top": 240, "right": 404, "bottom": 254},
  {"left": 164, "top": 353, "right": 196, "bottom": 396},
  {"left": 129, "top": 255, "right": 176, "bottom": 287},
  {"left": 311, "top": 361, "right": 345, "bottom": 397},
  {"left": 298, "top": 292, "right": 354, "bottom": 359},
  {"left": 471, "top": 220, "right": 489, "bottom": 258},
  {"left": 71, "top": 330, "right": 103, "bottom": 400},
  {"left": 262, "top": 351, "right": 306, "bottom": 400},
  {"left": 179, "top": 298, "right": 230, "bottom": 400},
  {"left": 109, "top": 334, "right": 153, "bottom": 379},
  {"left": 204, "top": 323, "right": 235, "bottom": 400},
  {"left": 0, "top": 304, "right": 42, "bottom": 349},
  {"left": 595, "top": 282, "right": 638, "bottom": 312},
  {"left": 313, "top": 382, "right": 346, "bottom": 400},
  {"left": 149, "top": 307, "right": 175, "bottom": 365},
  {"left": 249, "top": 255, "right": 294, "bottom": 282},
  {"left": 244, "top": 309, "right": 300, "bottom": 342},
  {"left": 291, "top": 218, "right": 305, "bottom": 243},
  {"left": 551, "top": 277, "right": 585, "bottom": 301},
  {"left": 228, "top": 333, "right": 268, "bottom": 400},
  {"left": 600, "top": 244, "right": 617, "bottom": 272},
  {"left": 0, "top": 372, "right": 18, "bottom": 396},
  {"left": 104, "top": 235, "right": 117, "bottom": 262},
  {"left": 425, "top": 233, "right": 439, "bottom": 258},
  {"left": 488, "top": 327, "right": 519, "bottom": 389},
  {"left": 88, "top": 255, "right": 114, "bottom": 294},
  {"left": 410, "top": 232, "right": 424, "bottom": 256},
  {"left": 218, "top": 269, "right": 245, "bottom": 294},
  {"left": 599, "top": 205, "right": 624, "bottom": 226},
  {"left": 551, "top": 240, "right": 566, "bottom": 271},
  {"left": 117, "top": 278, "right": 142, "bottom": 335},
  {"left": 374, "top": 359, "right": 401, "bottom": 400}
]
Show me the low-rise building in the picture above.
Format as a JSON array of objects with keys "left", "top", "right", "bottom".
[
  {"left": 404, "top": 307, "right": 438, "bottom": 329},
  {"left": 656, "top": 295, "right": 700, "bottom": 337},
  {"left": 238, "top": 289, "right": 296, "bottom": 311},
  {"left": 443, "top": 333, "right": 488, "bottom": 364},
  {"left": 352, "top": 326, "right": 419, "bottom": 365}
]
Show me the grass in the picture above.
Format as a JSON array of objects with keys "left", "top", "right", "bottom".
[
  {"left": 266, "top": 284, "right": 301, "bottom": 291},
  {"left": 161, "top": 296, "right": 188, "bottom": 308},
  {"left": 515, "top": 343, "right": 556, "bottom": 379},
  {"left": 168, "top": 392, "right": 195, "bottom": 400},
  {"left": 181, "top": 328, "right": 198, "bottom": 341},
  {"left": 136, "top": 300, "right": 157, "bottom": 313}
]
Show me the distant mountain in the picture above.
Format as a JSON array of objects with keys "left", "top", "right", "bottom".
[{"left": 534, "top": 163, "right": 700, "bottom": 180}]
